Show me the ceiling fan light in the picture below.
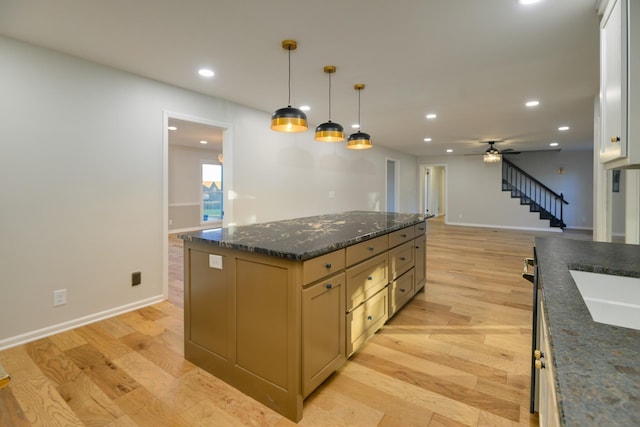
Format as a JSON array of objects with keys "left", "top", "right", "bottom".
[
  {"left": 346, "top": 131, "right": 373, "bottom": 150},
  {"left": 483, "top": 151, "right": 502, "bottom": 163},
  {"left": 271, "top": 106, "right": 308, "bottom": 132}
]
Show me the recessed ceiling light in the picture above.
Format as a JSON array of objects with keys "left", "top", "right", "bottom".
[
  {"left": 519, "top": 0, "right": 541, "bottom": 5},
  {"left": 550, "top": 142, "right": 559, "bottom": 147},
  {"left": 426, "top": 113, "right": 437, "bottom": 120},
  {"left": 168, "top": 126, "right": 177, "bottom": 131},
  {"left": 300, "top": 105, "right": 310, "bottom": 111},
  {"left": 446, "top": 149, "right": 453, "bottom": 153},
  {"left": 198, "top": 68, "right": 215, "bottom": 77},
  {"left": 525, "top": 100, "right": 540, "bottom": 107},
  {"left": 352, "top": 124, "right": 359, "bottom": 129},
  {"left": 558, "top": 126, "right": 570, "bottom": 131},
  {"left": 200, "top": 140, "right": 208, "bottom": 144},
  {"left": 424, "top": 138, "right": 432, "bottom": 142}
]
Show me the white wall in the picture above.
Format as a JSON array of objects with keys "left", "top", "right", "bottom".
[
  {"left": 506, "top": 150, "right": 594, "bottom": 229},
  {"left": 418, "top": 150, "right": 594, "bottom": 230},
  {"left": 0, "top": 36, "right": 418, "bottom": 347}
]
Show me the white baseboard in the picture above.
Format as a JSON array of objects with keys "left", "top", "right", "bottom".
[
  {"left": 0, "top": 295, "right": 166, "bottom": 351},
  {"left": 444, "top": 220, "right": 563, "bottom": 233}
]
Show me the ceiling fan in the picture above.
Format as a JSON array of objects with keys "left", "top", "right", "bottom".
[{"left": 465, "top": 140, "right": 561, "bottom": 162}]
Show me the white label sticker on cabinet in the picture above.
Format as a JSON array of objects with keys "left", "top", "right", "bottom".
[{"left": 209, "top": 254, "right": 223, "bottom": 269}]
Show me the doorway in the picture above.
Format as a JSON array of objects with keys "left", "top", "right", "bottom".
[
  {"left": 386, "top": 158, "right": 399, "bottom": 212},
  {"left": 420, "top": 164, "right": 446, "bottom": 218},
  {"left": 162, "top": 111, "right": 233, "bottom": 300}
]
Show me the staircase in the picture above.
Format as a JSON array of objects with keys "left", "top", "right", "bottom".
[{"left": 501, "top": 157, "right": 568, "bottom": 229}]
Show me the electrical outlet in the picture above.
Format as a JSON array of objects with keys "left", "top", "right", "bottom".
[
  {"left": 53, "top": 289, "right": 67, "bottom": 307},
  {"left": 132, "top": 271, "right": 142, "bottom": 286}
]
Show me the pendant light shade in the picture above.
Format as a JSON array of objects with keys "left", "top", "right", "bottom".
[
  {"left": 347, "top": 84, "right": 372, "bottom": 149},
  {"left": 271, "top": 40, "right": 308, "bottom": 132},
  {"left": 315, "top": 65, "right": 344, "bottom": 142}
]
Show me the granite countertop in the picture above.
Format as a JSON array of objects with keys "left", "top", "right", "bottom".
[
  {"left": 535, "top": 237, "right": 640, "bottom": 426},
  {"left": 180, "top": 211, "right": 427, "bottom": 261}
]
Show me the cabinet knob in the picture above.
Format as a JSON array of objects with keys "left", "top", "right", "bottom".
[
  {"left": 416, "top": 246, "right": 420, "bottom": 249},
  {"left": 611, "top": 136, "right": 620, "bottom": 143},
  {"left": 367, "top": 315, "right": 373, "bottom": 321},
  {"left": 325, "top": 283, "right": 333, "bottom": 289},
  {"left": 400, "top": 257, "right": 406, "bottom": 261},
  {"left": 534, "top": 349, "right": 544, "bottom": 360},
  {"left": 325, "top": 263, "right": 332, "bottom": 269},
  {"left": 367, "top": 276, "right": 373, "bottom": 281},
  {"left": 400, "top": 288, "right": 406, "bottom": 292},
  {"left": 368, "top": 246, "right": 374, "bottom": 251},
  {"left": 535, "top": 360, "right": 545, "bottom": 370},
  {"left": 401, "top": 234, "right": 407, "bottom": 238}
]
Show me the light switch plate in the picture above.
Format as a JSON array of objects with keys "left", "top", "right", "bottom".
[{"left": 209, "top": 254, "right": 223, "bottom": 269}]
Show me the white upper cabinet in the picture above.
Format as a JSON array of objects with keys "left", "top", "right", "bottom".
[{"left": 600, "top": 0, "right": 640, "bottom": 168}]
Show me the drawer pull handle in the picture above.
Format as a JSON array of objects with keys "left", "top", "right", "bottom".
[
  {"left": 325, "top": 263, "right": 332, "bottom": 269},
  {"left": 325, "top": 283, "right": 333, "bottom": 289},
  {"left": 400, "top": 288, "right": 406, "bottom": 292},
  {"left": 400, "top": 257, "right": 406, "bottom": 261},
  {"left": 368, "top": 246, "right": 375, "bottom": 251},
  {"left": 367, "top": 315, "right": 373, "bottom": 321},
  {"left": 415, "top": 246, "right": 420, "bottom": 249},
  {"left": 367, "top": 276, "right": 373, "bottom": 281},
  {"left": 401, "top": 234, "right": 407, "bottom": 238},
  {"left": 611, "top": 136, "right": 620, "bottom": 143}
]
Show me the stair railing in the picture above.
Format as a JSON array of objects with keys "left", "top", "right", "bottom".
[{"left": 501, "top": 157, "right": 569, "bottom": 229}]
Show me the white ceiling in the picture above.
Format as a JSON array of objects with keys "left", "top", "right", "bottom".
[{"left": 0, "top": 0, "right": 600, "bottom": 156}]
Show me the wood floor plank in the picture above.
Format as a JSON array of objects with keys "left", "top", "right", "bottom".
[
  {"left": 10, "top": 375, "right": 84, "bottom": 426},
  {"left": 65, "top": 343, "right": 140, "bottom": 400},
  {"left": 0, "top": 220, "right": 586, "bottom": 425}
]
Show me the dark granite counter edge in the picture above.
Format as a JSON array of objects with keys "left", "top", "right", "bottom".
[
  {"left": 181, "top": 212, "right": 430, "bottom": 261},
  {"left": 535, "top": 237, "right": 640, "bottom": 427}
]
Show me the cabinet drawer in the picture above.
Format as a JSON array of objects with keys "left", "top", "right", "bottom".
[
  {"left": 346, "top": 287, "right": 388, "bottom": 356},
  {"left": 388, "top": 226, "right": 415, "bottom": 248},
  {"left": 346, "top": 235, "right": 388, "bottom": 266},
  {"left": 389, "top": 240, "right": 414, "bottom": 280},
  {"left": 389, "top": 269, "right": 414, "bottom": 316},
  {"left": 414, "top": 221, "right": 426, "bottom": 236},
  {"left": 302, "top": 249, "right": 345, "bottom": 286},
  {"left": 346, "top": 253, "right": 388, "bottom": 311}
]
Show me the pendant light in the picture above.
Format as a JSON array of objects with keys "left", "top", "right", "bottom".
[
  {"left": 271, "top": 40, "right": 308, "bottom": 132},
  {"left": 346, "top": 84, "right": 372, "bottom": 149},
  {"left": 315, "top": 65, "right": 344, "bottom": 142}
]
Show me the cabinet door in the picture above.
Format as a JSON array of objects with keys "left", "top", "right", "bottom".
[
  {"left": 186, "top": 249, "right": 231, "bottom": 360},
  {"left": 414, "top": 234, "right": 426, "bottom": 292},
  {"left": 600, "top": 0, "right": 626, "bottom": 163},
  {"left": 302, "top": 272, "right": 346, "bottom": 397}
]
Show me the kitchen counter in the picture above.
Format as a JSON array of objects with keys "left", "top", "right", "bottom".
[
  {"left": 180, "top": 210, "right": 427, "bottom": 260},
  {"left": 535, "top": 237, "right": 640, "bottom": 426},
  {"left": 180, "top": 210, "right": 428, "bottom": 421}
]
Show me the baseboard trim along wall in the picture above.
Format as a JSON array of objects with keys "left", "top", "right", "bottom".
[
  {"left": 445, "top": 220, "right": 563, "bottom": 233},
  {"left": 0, "top": 295, "right": 165, "bottom": 351}
]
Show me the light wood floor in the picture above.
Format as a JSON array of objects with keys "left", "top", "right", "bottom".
[{"left": 0, "top": 218, "right": 592, "bottom": 426}]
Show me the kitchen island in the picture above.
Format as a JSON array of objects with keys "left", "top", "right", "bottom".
[
  {"left": 180, "top": 211, "right": 427, "bottom": 421},
  {"left": 535, "top": 237, "right": 640, "bottom": 426}
]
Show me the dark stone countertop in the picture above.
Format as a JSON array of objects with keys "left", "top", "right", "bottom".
[
  {"left": 180, "top": 211, "right": 427, "bottom": 261},
  {"left": 535, "top": 237, "right": 640, "bottom": 427}
]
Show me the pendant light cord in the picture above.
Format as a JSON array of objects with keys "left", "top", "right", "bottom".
[
  {"left": 357, "top": 88, "right": 361, "bottom": 131},
  {"left": 287, "top": 46, "right": 292, "bottom": 107},
  {"left": 328, "top": 72, "right": 332, "bottom": 121}
]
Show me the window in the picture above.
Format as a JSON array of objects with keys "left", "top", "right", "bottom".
[{"left": 202, "top": 162, "right": 223, "bottom": 223}]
